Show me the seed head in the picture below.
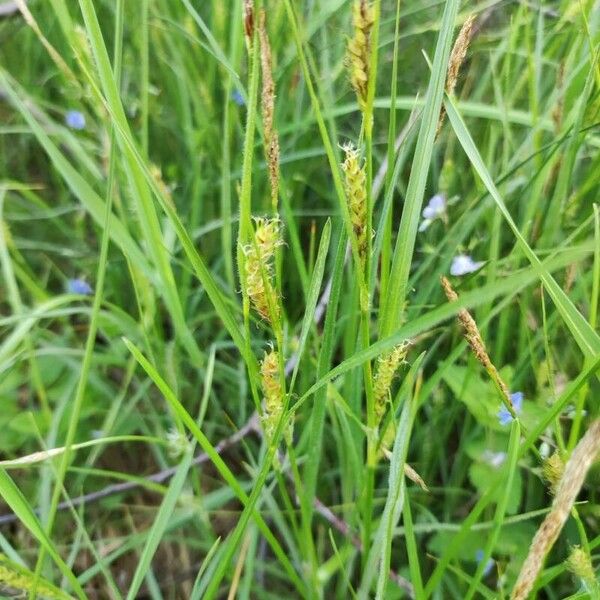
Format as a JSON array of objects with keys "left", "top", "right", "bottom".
[
  {"left": 347, "top": 0, "right": 375, "bottom": 113},
  {"left": 260, "top": 349, "right": 283, "bottom": 440},
  {"left": 341, "top": 143, "right": 368, "bottom": 268},
  {"left": 441, "top": 276, "right": 513, "bottom": 412},
  {"left": 243, "top": 0, "right": 254, "bottom": 42},
  {"left": 542, "top": 452, "right": 564, "bottom": 495},
  {"left": 511, "top": 420, "right": 600, "bottom": 600},
  {"left": 437, "top": 15, "right": 476, "bottom": 135},
  {"left": 258, "top": 9, "right": 280, "bottom": 210},
  {"left": 446, "top": 15, "right": 475, "bottom": 97},
  {"left": 373, "top": 342, "right": 410, "bottom": 421},
  {"left": 243, "top": 217, "right": 282, "bottom": 322},
  {"left": 0, "top": 554, "right": 65, "bottom": 599},
  {"left": 566, "top": 546, "right": 596, "bottom": 584}
]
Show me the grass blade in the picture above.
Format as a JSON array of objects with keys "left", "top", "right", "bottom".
[
  {"left": 379, "top": 0, "right": 460, "bottom": 337},
  {"left": 0, "top": 469, "right": 86, "bottom": 599},
  {"left": 126, "top": 450, "right": 194, "bottom": 600},
  {"left": 445, "top": 96, "right": 600, "bottom": 358}
]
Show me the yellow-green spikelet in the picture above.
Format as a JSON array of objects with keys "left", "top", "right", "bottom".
[
  {"left": 373, "top": 342, "right": 409, "bottom": 421},
  {"left": 244, "top": 217, "right": 281, "bottom": 323},
  {"left": 0, "top": 554, "right": 71, "bottom": 600},
  {"left": 341, "top": 144, "right": 368, "bottom": 268},
  {"left": 347, "top": 0, "right": 375, "bottom": 112},
  {"left": 260, "top": 349, "right": 283, "bottom": 440}
]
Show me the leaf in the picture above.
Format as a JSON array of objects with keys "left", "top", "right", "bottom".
[
  {"left": 126, "top": 450, "right": 194, "bottom": 599},
  {"left": 445, "top": 96, "right": 600, "bottom": 360},
  {"left": 379, "top": 0, "right": 461, "bottom": 336},
  {"left": 0, "top": 469, "right": 86, "bottom": 599}
]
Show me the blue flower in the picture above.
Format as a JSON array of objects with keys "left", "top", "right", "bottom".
[
  {"left": 419, "top": 193, "right": 446, "bottom": 231},
  {"left": 475, "top": 549, "right": 494, "bottom": 576},
  {"left": 65, "top": 110, "right": 86, "bottom": 130},
  {"left": 67, "top": 278, "right": 93, "bottom": 295},
  {"left": 231, "top": 89, "right": 245, "bottom": 106},
  {"left": 482, "top": 450, "right": 507, "bottom": 468},
  {"left": 450, "top": 254, "right": 484, "bottom": 276},
  {"left": 498, "top": 391, "right": 524, "bottom": 426}
]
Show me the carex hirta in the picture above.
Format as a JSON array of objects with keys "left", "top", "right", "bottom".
[
  {"left": 341, "top": 143, "right": 368, "bottom": 271},
  {"left": 373, "top": 342, "right": 410, "bottom": 422},
  {"left": 243, "top": 217, "right": 282, "bottom": 323},
  {"left": 347, "top": 0, "right": 375, "bottom": 113}
]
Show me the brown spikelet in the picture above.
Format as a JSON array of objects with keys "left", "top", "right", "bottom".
[
  {"left": 347, "top": 0, "right": 375, "bottom": 113},
  {"left": 258, "top": 9, "right": 280, "bottom": 210},
  {"left": 552, "top": 62, "right": 565, "bottom": 133},
  {"left": 243, "top": 0, "right": 254, "bottom": 42},
  {"left": 441, "top": 277, "right": 514, "bottom": 411},
  {"left": 341, "top": 143, "right": 368, "bottom": 268},
  {"left": 437, "top": 15, "right": 475, "bottom": 135},
  {"left": 511, "top": 420, "right": 600, "bottom": 600}
]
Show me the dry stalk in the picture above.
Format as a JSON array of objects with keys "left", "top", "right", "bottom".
[{"left": 511, "top": 420, "right": 600, "bottom": 600}]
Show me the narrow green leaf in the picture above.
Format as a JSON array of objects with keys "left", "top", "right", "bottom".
[
  {"left": 0, "top": 469, "right": 86, "bottom": 599},
  {"left": 126, "top": 451, "right": 194, "bottom": 600},
  {"left": 357, "top": 354, "right": 424, "bottom": 599},
  {"left": 289, "top": 218, "right": 331, "bottom": 394},
  {"left": 122, "top": 338, "right": 306, "bottom": 598},
  {"left": 380, "top": 0, "right": 460, "bottom": 336},
  {"left": 464, "top": 419, "right": 521, "bottom": 599},
  {"left": 445, "top": 97, "right": 600, "bottom": 359}
]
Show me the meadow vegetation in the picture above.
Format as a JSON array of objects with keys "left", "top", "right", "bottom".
[{"left": 0, "top": 0, "right": 599, "bottom": 598}]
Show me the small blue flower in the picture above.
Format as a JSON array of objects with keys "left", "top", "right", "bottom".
[
  {"left": 419, "top": 194, "right": 446, "bottom": 231},
  {"left": 498, "top": 391, "right": 524, "bottom": 426},
  {"left": 450, "top": 254, "right": 484, "bottom": 276},
  {"left": 231, "top": 89, "right": 245, "bottom": 106},
  {"left": 482, "top": 450, "right": 507, "bottom": 468},
  {"left": 67, "top": 278, "right": 93, "bottom": 295},
  {"left": 475, "top": 549, "right": 494, "bottom": 577},
  {"left": 65, "top": 110, "right": 86, "bottom": 130}
]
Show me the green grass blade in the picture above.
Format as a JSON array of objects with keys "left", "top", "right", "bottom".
[
  {"left": 300, "top": 227, "right": 346, "bottom": 581},
  {"left": 445, "top": 96, "right": 600, "bottom": 358},
  {"left": 77, "top": 0, "right": 204, "bottom": 367},
  {"left": 289, "top": 218, "right": 331, "bottom": 394},
  {"left": 126, "top": 450, "right": 194, "bottom": 600},
  {"left": 0, "top": 469, "right": 86, "bottom": 599},
  {"left": 122, "top": 338, "right": 306, "bottom": 598},
  {"left": 464, "top": 419, "right": 521, "bottom": 599},
  {"left": 379, "top": 0, "right": 460, "bottom": 337},
  {"left": 357, "top": 354, "right": 424, "bottom": 599}
]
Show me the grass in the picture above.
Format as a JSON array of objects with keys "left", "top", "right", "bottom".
[{"left": 0, "top": 0, "right": 599, "bottom": 598}]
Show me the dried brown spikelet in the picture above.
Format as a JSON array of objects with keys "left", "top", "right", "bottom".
[
  {"left": 441, "top": 276, "right": 513, "bottom": 410},
  {"left": 347, "top": 0, "right": 375, "bottom": 113},
  {"left": 511, "top": 420, "right": 600, "bottom": 600},
  {"left": 542, "top": 452, "right": 564, "bottom": 495},
  {"left": 258, "top": 9, "right": 280, "bottom": 210},
  {"left": 243, "top": 0, "right": 254, "bottom": 42},
  {"left": 446, "top": 15, "right": 475, "bottom": 97},
  {"left": 341, "top": 143, "right": 368, "bottom": 268},
  {"left": 373, "top": 342, "right": 410, "bottom": 421},
  {"left": 437, "top": 15, "right": 475, "bottom": 135},
  {"left": 244, "top": 217, "right": 281, "bottom": 322}
]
